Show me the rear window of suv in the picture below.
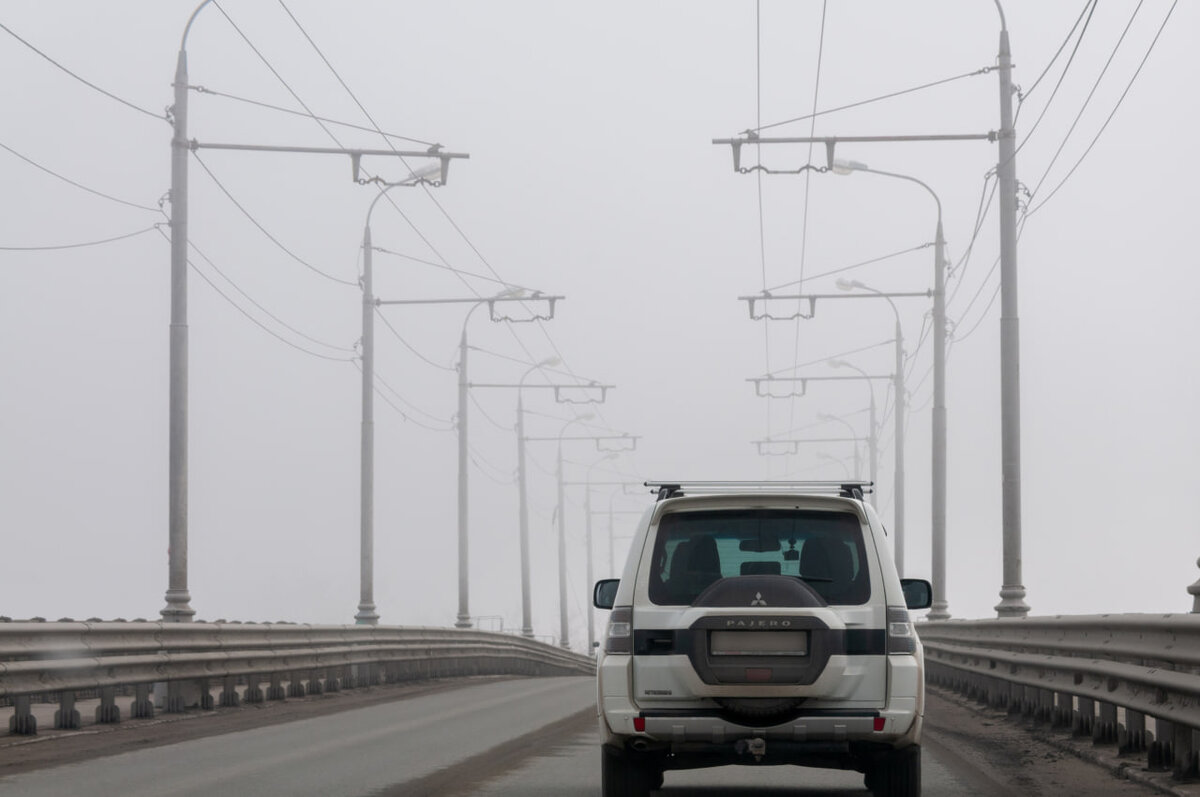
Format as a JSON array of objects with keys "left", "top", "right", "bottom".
[{"left": 647, "top": 508, "right": 871, "bottom": 606}]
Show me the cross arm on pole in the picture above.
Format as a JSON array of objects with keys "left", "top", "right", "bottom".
[
  {"left": 712, "top": 132, "right": 996, "bottom": 174},
  {"left": 739, "top": 290, "right": 931, "bottom": 322},
  {"left": 469, "top": 382, "right": 615, "bottom": 404},
  {"left": 747, "top": 373, "right": 890, "bottom": 398},
  {"left": 189, "top": 140, "right": 469, "bottom": 185}
]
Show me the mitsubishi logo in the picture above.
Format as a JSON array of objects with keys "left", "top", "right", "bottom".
[{"left": 750, "top": 592, "right": 767, "bottom": 607}]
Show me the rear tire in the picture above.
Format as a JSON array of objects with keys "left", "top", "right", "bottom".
[
  {"left": 601, "top": 744, "right": 655, "bottom": 797},
  {"left": 867, "top": 744, "right": 920, "bottom": 797}
]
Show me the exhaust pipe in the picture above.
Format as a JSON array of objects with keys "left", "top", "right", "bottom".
[{"left": 630, "top": 739, "right": 651, "bottom": 752}]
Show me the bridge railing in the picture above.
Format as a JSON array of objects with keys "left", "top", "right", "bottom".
[
  {"left": 918, "top": 613, "right": 1200, "bottom": 780},
  {"left": 0, "top": 622, "right": 594, "bottom": 735}
]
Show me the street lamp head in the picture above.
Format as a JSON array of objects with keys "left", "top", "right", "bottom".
[
  {"left": 832, "top": 159, "right": 870, "bottom": 176},
  {"left": 538, "top": 356, "right": 561, "bottom": 368},
  {"left": 817, "top": 412, "right": 837, "bottom": 422},
  {"left": 827, "top": 358, "right": 849, "bottom": 369},
  {"left": 835, "top": 278, "right": 865, "bottom": 292}
]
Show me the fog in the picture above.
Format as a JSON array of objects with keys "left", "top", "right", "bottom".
[{"left": 1, "top": 1, "right": 1196, "bottom": 648}]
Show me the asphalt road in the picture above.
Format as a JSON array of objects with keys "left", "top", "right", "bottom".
[{"left": 0, "top": 677, "right": 1175, "bottom": 797}]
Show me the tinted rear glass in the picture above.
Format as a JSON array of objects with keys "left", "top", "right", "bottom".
[{"left": 647, "top": 508, "right": 870, "bottom": 606}]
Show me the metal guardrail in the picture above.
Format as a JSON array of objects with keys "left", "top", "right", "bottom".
[
  {"left": 0, "top": 622, "right": 594, "bottom": 735},
  {"left": 918, "top": 614, "right": 1200, "bottom": 781}
]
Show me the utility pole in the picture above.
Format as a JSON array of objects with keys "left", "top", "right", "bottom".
[
  {"left": 379, "top": 294, "right": 562, "bottom": 629},
  {"left": 468, "top": 374, "right": 612, "bottom": 638},
  {"left": 456, "top": 330, "right": 470, "bottom": 628},
  {"left": 994, "top": 5, "right": 1030, "bottom": 617},
  {"left": 166, "top": 4, "right": 465, "bottom": 625},
  {"left": 527, "top": 431, "right": 639, "bottom": 650},
  {"left": 164, "top": 25, "right": 195, "bottom": 623}
]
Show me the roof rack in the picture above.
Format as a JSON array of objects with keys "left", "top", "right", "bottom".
[{"left": 645, "top": 481, "right": 873, "bottom": 502}]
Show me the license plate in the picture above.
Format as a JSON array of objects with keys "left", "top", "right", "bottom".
[{"left": 710, "top": 630, "right": 808, "bottom": 656}]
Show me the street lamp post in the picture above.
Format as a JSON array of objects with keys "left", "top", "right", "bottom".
[
  {"left": 583, "top": 453, "right": 618, "bottom": 653},
  {"left": 515, "top": 359, "right": 558, "bottom": 637},
  {"left": 168, "top": 1, "right": 463, "bottom": 625},
  {"left": 471, "top": 368, "right": 611, "bottom": 637},
  {"left": 355, "top": 166, "right": 443, "bottom": 626},
  {"left": 832, "top": 160, "right": 949, "bottom": 617},
  {"left": 555, "top": 415, "right": 592, "bottom": 648},
  {"left": 376, "top": 292, "right": 562, "bottom": 628},
  {"left": 834, "top": 283, "right": 907, "bottom": 577}
]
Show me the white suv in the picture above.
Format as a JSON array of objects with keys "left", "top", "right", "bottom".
[{"left": 593, "top": 482, "right": 932, "bottom": 797}]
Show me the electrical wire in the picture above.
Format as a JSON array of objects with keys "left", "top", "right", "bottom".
[
  {"left": 360, "top": 360, "right": 456, "bottom": 430},
  {"left": 1012, "top": 0, "right": 1098, "bottom": 155},
  {"left": 787, "top": 0, "right": 828, "bottom": 437},
  {"left": 355, "top": 360, "right": 455, "bottom": 432},
  {"left": 763, "top": 243, "right": 933, "bottom": 294},
  {"left": 468, "top": 390, "right": 513, "bottom": 432},
  {"left": 192, "top": 152, "right": 358, "bottom": 287},
  {"left": 0, "top": 140, "right": 161, "bottom": 213},
  {"left": 188, "top": 84, "right": 436, "bottom": 146},
  {"left": 0, "top": 22, "right": 166, "bottom": 122},
  {"left": 370, "top": 246, "right": 529, "bottom": 292},
  {"left": 0, "top": 225, "right": 161, "bottom": 251},
  {"left": 1024, "top": 1, "right": 1145, "bottom": 206},
  {"left": 1026, "top": 0, "right": 1178, "bottom": 218},
  {"left": 374, "top": 308, "right": 456, "bottom": 372},
  {"left": 154, "top": 226, "right": 356, "bottom": 357},
  {"left": 272, "top": 2, "right": 578, "bottom": 433},
  {"left": 750, "top": 67, "right": 993, "bottom": 134}
]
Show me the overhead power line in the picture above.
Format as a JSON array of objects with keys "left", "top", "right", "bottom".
[
  {"left": 0, "top": 225, "right": 161, "bottom": 251},
  {"left": 1024, "top": 1, "right": 1146, "bottom": 206},
  {"left": 0, "top": 140, "right": 161, "bottom": 212},
  {"left": 188, "top": 85, "right": 437, "bottom": 147},
  {"left": 0, "top": 22, "right": 165, "bottom": 121},
  {"left": 1027, "top": 0, "right": 1178, "bottom": 217},
  {"left": 154, "top": 227, "right": 355, "bottom": 359},
  {"left": 750, "top": 67, "right": 993, "bottom": 134},
  {"left": 191, "top": 152, "right": 357, "bottom": 287},
  {"left": 1012, "top": 0, "right": 1099, "bottom": 159}
]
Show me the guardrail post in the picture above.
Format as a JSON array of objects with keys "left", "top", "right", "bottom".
[
  {"left": 198, "top": 679, "right": 214, "bottom": 710},
  {"left": 1150, "top": 719, "right": 1173, "bottom": 771},
  {"left": 1073, "top": 697, "right": 1094, "bottom": 737},
  {"left": 9, "top": 695, "right": 36, "bottom": 734},
  {"left": 96, "top": 687, "right": 121, "bottom": 724},
  {"left": 1035, "top": 688, "right": 1054, "bottom": 723},
  {"left": 1119, "top": 709, "right": 1146, "bottom": 754},
  {"left": 1094, "top": 702, "right": 1117, "bottom": 744},
  {"left": 287, "top": 672, "right": 306, "bottom": 698},
  {"left": 166, "top": 682, "right": 185, "bottom": 713},
  {"left": 305, "top": 670, "right": 323, "bottom": 695},
  {"left": 219, "top": 676, "right": 240, "bottom": 707},
  {"left": 243, "top": 676, "right": 264, "bottom": 704},
  {"left": 1050, "top": 692, "right": 1071, "bottom": 729},
  {"left": 324, "top": 668, "right": 341, "bottom": 693},
  {"left": 1172, "top": 723, "right": 1198, "bottom": 780},
  {"left": 130, "top": 684, "right": 154, "bottom": 719},
  {"left": 54, "top": 691, "right": 81, "bottom": 729},
  {"left": 266, "top": 673, "right": 285, "bottom": 701}
]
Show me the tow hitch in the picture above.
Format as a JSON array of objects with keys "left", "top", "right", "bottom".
[{"left": 735, "top": 737, "right": 767, "bottom": 762}]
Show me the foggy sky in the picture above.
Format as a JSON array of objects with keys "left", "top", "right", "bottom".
[{"left": 1, "top": 1, "right": 1196, "bottom": 646}]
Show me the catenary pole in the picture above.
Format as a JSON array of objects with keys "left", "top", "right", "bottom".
[
  {"left": 929, "top": 218, "right": 950, "bottom": 619},
  {"left": 356, "top": 222, "right": 378, "bottom": 623},
  {"left": 994, "top": 2, "right": 1029, "bottom": 617},
  {"left": 516, "top": 392, "right": 532, "bottom": 637},
  {"left": 456, "top": 328, "right": 471, "bottom": 628},
  {"left": 162, "top": 2, "right": 212, "bottom": 622}
]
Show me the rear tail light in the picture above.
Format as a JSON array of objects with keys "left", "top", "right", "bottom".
[
  {"left": 886, "top": 606, "right": 917, "bottom": 654},
  {"left": 604, "top": 606, "right": 633, "bottom": 654}
]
